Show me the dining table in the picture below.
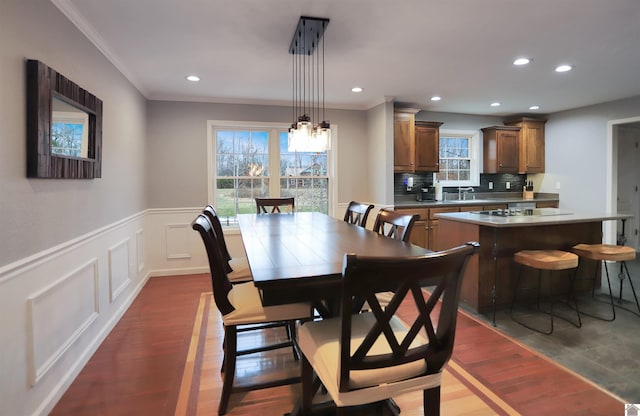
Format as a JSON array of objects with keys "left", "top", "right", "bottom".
[{"left": 237, "top": 211, "right": 429, "bottom": 313}]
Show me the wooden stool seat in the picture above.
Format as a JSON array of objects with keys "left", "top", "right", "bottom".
[
  {"left": 572, "top": 243, "right": 639, "bottom": 320},
  {"left": 572, "top": 244, "right": 636, "bottom": 262},
  {"left": 511, "top": 249, "right": 581, "bottom": 334},
  {"left": 514, "top": 250, "right": 579, "bottom": 270}
]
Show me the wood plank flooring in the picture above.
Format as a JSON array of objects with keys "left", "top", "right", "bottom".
[{"left": 51, "top": 274, "right": 625, "bottom": 415}]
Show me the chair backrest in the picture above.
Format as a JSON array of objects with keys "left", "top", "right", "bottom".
[
  {"left": 255, "top": 197, "right": 295, "bottom": 214},
  {"left": 202, "top": 205, "right": 230, "bottom": 259},
  {"left": 337, "top": 242, "right": 479, "bottom": 392},
  {"left": 191, "top": 214, "right": 235, "bottom": 315},
  {"left": 372, "top": 209, "right": 418, "bottom": 242},
  {"left": 343, "top": 201, "right": 374, "bottom": 228},
  {"left": 202, "top": 205, "right": 233, "bottom": 272}
]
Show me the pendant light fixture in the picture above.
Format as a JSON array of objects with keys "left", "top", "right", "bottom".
[{"left": 288, "top": 16, "right": 331, "bottom": 152}]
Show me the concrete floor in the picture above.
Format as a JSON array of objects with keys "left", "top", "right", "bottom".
[{"left": 466, "top": 257, "right": 640, "bottom": 404}]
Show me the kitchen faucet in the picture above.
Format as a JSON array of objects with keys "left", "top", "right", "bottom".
[{"left": 458, "top": 186, "right": 475, "bottom": 200}]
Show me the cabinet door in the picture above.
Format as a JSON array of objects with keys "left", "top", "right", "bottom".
[
  {"left": 414, "top": 122, "right": 441, "bottom": 172},
  {"left": 521, "top": 122, "right": 545, "bottom": 173},
  {"left": 497, "top": 130, "right": 519, "bottom": 172},
  {"left": 409, "top": 220, "right": 427, "bottom": 248},
  {"left": 394, "top": 112, "right": 415, "bottom": 172}
]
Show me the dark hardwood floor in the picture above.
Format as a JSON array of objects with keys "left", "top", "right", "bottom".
[{"left": 51, "top": 273, "right": 625, "bottom": 415}]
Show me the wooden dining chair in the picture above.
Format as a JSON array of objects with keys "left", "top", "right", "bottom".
[
  {"left": 297, "top": 242, "right": 480, "bottom": 416},
  {"left": 192, "top": 214, "right": 311, "bottom": 415},
  {"left": 371, "top": 209, "right": 420, "bottom": 308},
  {"left": 343, "top": 201, "right": 374, "bottom": 228},
  {"left": 202, "top": 205, "right": 251, "bottom": 283},
  {"left": 255, "top": 197, "right": 295, "bottom": 214},
  {"left": 372, "top": 209, "right": 418, "bottom": 242}
]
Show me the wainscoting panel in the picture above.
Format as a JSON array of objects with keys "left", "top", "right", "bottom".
[
  {"left": 136, "top": 229, "right": 145, "bottom": 274},
  {"left": 0, "top": 211, "right": 148, "bottom": 416},
  {"left": 27, "top": 260, "right": 99, "bottom": 386},
  {"left": 108, "top": 239, "right": 131, "bottom": 303},
  {"left": 166, "top": 223, "right": 192, "bottom": 259}
]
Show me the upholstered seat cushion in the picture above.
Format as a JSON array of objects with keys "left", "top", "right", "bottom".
[
  {"left": 227, "top": 257, "right": 252, "bottom": 283},
  {"left": 298, "top": 312, "right": 440, "bottom": 407},
  {"left": 222, "top": 282, "right": 310, "bottom": 325}
]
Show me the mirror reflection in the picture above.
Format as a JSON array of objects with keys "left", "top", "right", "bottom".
[{"left": 51, "top": 96, "right": 89, "bottom": 158}]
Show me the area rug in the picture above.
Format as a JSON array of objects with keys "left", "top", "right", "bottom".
[{"left": 176, "top": 292, "right": 625, "bottom": 415}]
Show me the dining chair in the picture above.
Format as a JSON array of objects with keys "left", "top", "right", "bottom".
[
  {"left": 192, "top": 214, "right": 311, "bottom": 415},
  {"left": 255, "top": 197, "right": 295, "bottom": 214},
  {"left": 372, "top": 208, "right": 418, "bottom": 242},
  {"left": 202, "top": 205, "right": 251, "bottom": 283},
  {"left": 297, "top": 242, "right": 480, "bottom": 416},
  {"left": 343, "top": 201, "right": 374, "bottom": 228}
]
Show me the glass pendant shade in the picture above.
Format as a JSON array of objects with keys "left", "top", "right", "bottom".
[{"left": 288, "top": 17, "right": 331, "bottom": 153}]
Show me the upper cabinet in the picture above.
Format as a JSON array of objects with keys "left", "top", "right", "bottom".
[
  {"left": 481, "top": 126, "right": 520, "bottom": 173},
  {"left": 394, "top": 108, "right": 442, "bottom": 172},
  {"left": 414, "top": 121, "right": 443, "bottom": 172},
  {"left": 393, "top": 109, "right": 418, "bottom": 172},
  {"left": 504, "top": 117, "right": 547, "bottom": 173}
]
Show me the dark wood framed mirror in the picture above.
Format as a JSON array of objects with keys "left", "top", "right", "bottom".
[{"left": 26, "top": 59, "right": 103, "bottom": 179}]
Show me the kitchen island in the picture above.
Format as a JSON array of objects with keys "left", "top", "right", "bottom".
[{"left": 436, "top": 208, "right": 632, "bottom": 315}]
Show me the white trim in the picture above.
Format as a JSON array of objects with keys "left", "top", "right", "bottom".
[
  {"left": 0, "top": 211, "right": 145, "bottom": 284},
  {"left": 437, "top": 129, "right": 480, "bottom": 187},
  {"left": 606, "top": 115, "right": 640, "bottom": 245},
  {"left": 206, "top": 119, "right": 337, "bottom": 217}
]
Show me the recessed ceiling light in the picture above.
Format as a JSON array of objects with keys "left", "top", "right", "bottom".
[
  {"left": 513, "top": 58, "right": 531, "bottom": 66},
  {"left": 555, "top": 65, "right": 573, "bottom": 73},
  {"left": 186, "top": 75, "right": 200, "bottom": 82},
  {"left": 430, "top": 96, "right": 442, "bottom": 101},
  {"left": 490, "top": 102, "right": 501, "bottom": 107},
  {"left": 529, "top": 105, "right": 540, "bottom": 110},
  {"left": 351, "top": 87, "right": 363, "bottom": 93}
]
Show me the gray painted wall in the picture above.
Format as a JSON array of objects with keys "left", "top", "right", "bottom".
[
  {"left": 145, "top": 100, "right": 368, "bottom": 209},
  {"left": 0, "top": 0, "right": 147, "bottom": 267}
]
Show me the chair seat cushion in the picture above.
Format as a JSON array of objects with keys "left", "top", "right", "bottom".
[
  {"left": 228, "top": 257, "right": 252, "bottom": 283},
  {"left": 223, "top": 282, "right": 310, "bottom": 325},
  {"left": 298, "top": 312, "right": 440, "bottom": 407}
]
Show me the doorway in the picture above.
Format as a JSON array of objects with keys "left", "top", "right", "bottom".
[{"left": 608, "top": 117, "right": 640, "bottom": 251}]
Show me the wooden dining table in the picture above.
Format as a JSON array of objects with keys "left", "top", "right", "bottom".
[{"left": 237, "top": 212, "right": 429, "bottom": 311}]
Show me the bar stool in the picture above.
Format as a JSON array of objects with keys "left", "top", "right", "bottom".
[
  {"left": 572, "top": 244, "right": 639, "bottom": 320},
  {"left": 510, "top": 250, "right": 581, "bottom": 334}
]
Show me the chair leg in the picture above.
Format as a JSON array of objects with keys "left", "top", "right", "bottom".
[
  {"left": 567, "top": 268, "right": 582, "bottom": 328},
  {"left": 219, "top": 325, "right": 237, "bottom": 415},
  {"left": 510, "top": 265, "right": 553, "bottom": 334},
  {"left": 579, "top": 260, "right": 616, "bottom": 321},
  {"left": 619, "top": 261, "right": 640, "bottom": 315},
  {"left": 286, "top": 320, "right": 299, "bottom": 361},
  {"left": 423, "top": 385, "right": 440, "bottom": 416},
  {"left": 301, "top": 353, "right": 314, "bottom": 416}
]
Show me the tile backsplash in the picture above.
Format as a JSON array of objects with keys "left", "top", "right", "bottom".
[{"left": 394, "top": 172, "right": 527, "bottom": 198}]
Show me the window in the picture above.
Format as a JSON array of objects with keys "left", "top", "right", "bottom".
[
  {"left": 209, "top": 122, "right": 330, "bottom": 225},
  {"left": 435, "top": 129, "right": 479, "bottom": 187}
]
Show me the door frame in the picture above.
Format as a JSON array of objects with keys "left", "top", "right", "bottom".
[{"left": 606, "top": 115, "right": 640, "bottom": 248}]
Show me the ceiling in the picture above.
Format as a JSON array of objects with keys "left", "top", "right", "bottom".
[{"left": 53, "top": 0, "right": 640, "bottom": 116}]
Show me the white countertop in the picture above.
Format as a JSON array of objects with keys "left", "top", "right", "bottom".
[{"left": 436, "top": 209, "right": 633, "bottom": 228}]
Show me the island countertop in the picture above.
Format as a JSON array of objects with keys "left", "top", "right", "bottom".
[{"left": 436, "top": 208, "right": 632, "bottom": 228}]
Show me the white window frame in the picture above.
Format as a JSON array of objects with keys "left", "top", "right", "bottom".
[
  {"left": 435, "top": 129, "right": 480, "bottom": 187},
  {"left": 207, "top": 120, "right": 338, "bottom": 226}
]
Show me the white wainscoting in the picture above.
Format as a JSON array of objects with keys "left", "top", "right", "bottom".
[{"left": 0, "top": 211, "right": 148, "bottom": 416}]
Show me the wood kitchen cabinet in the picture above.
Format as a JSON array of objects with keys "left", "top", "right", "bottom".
[
  {"left": 481, "top": 126, "right": 520, "bottom": 173},
  {"left": 394, "top": 109, "right": 418, "bottom": 172},
  {"left": 394, "top": 109, "right": 442, "bottom": 172},
  {"left": 504, "top": 117, "right": 547, "bottom": 173},
  {"left": 414, "top": 121, "right": 443, "bottom": 172}
]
